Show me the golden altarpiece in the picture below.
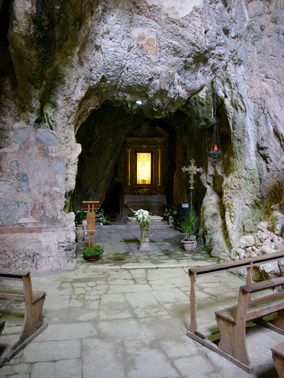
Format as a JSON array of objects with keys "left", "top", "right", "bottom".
[{"left": 119, "top": 123, "right": 169, "bottom": 219}]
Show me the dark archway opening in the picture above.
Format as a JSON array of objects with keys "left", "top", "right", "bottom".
[
  {"left": 72, "top": 88, "right": 231, "bottom": 226},
  {"left": 73, "top": 101, "right": 177, "bottom": 218}
]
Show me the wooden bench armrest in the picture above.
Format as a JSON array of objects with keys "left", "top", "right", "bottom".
[{"left": 241, "top": 277, "right": 284, "bottom": 294}]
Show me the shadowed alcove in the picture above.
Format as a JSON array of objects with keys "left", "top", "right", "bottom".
[
  {"left": 72, "top": 92, "right": 231, "bottom": 222},
  {"left": 73, "top": 101, "right": 177, "bottom": 218}
]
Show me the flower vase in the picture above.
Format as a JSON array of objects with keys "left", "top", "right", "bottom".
[
  {"left": 139, "top": 226, "right": 151, "bottom": 251},
  {"left": 76, "top": 225, "right": 85, "bottom": 243},
  {"left": 82, "top": 219, "right": 87, "bottom": 239}
]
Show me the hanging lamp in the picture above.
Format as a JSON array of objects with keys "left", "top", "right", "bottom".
[{"left": 210, "top": 79, "right": 221, "bottom": 163}]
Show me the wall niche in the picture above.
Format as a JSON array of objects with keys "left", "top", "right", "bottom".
[{"left": 117, "top": 122, "right": 169, "bottom": 219}]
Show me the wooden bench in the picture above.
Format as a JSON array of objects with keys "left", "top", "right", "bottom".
[
  {"left": 187, "top": 250, "right": 284, "bottom": 372},
  {"left": 272, "top": 342, "right": 284, "bottom": 378},
  {"left": 188, "top": 250, "right": 284, "bottom": 335},
  {"left": 216, "top": 277, "right": 284, "bottom": 370},
  {"left": 0, "top": 269, "right": 48, "bottom": 367},
  {"left": 0, "top": 321, "right": 5, "bottom": 337}
]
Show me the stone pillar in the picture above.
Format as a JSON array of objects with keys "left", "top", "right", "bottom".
[
  {"left": 124, "top": 146, "right": 132, "bottom": 194},
  {"left": 158, "top": 146, "right": 165, "bottom": 194},
  {"left": 127, "top": 147, "right": 131, "bottom": 185},
  {"left": 158, "top": 147, "right": 162, "bottom": 186}
]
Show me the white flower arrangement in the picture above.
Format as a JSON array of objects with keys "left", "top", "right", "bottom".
[
  {"left": 164, "top": 205, "right": 177, "bottom": 217},
  {"left": 134, "top": 209, "right": 152, "bottom": 244},
  {"left": 134, "top": 209, "right": 152, "bottom": 227},
  {"left": 95, "top": 208, "right": 111, "bottom": 225}
]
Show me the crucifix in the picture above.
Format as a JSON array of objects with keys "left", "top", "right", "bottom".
[{"left": 182, "top": 159, "right": 203, "bottom": 216}]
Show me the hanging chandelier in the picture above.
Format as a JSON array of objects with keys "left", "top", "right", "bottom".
[{"left": 210, "top": 79, "right": 221, "bottom": 163}]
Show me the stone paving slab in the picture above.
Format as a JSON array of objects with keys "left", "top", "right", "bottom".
[{"left": 0, "top": 225, "right": 282, "bottom": 377}]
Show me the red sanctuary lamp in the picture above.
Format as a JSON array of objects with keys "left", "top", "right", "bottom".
[
  {"left": 210, "top": 143, "right": 221, "bottom": 163},
  {"left": 210, "top": 78, "right": 221, "bottom": 163}
]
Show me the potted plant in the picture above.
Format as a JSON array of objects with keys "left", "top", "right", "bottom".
[
  {"left": 110, "top": 213, "right": 117, "bottom": 222},
  {"left": 82, "top": 245, "right": 104, "bottom": 261},
  {"left": 75, "top": 210, "right": 86, "bottom": 242},
  {"left": 164, "top": 205, "right": 177, "bottom": 224},
  {"left": 177, "top": 213, "right": 199, "bottom": 251},
  {"left": 75, "top": 210, "right": 86, "bottom": 225}
]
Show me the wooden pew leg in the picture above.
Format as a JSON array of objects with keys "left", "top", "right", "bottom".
[
  {"left": 275, "top": 309, "right": 284, "bottom": 330},
  {"left": 19, "top": 295, "right": 46, "bottom": 343},
  {"left": 0, "top": 321, "right": 5, "bottom": 337},
  {"left": 216, "top": 315, "right": 250, "bottom": 366},
  {"left": 272, "top": 349, "right": 284, "bottom": 378}
]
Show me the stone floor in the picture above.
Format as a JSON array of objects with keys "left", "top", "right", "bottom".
[{"left": 0, "top": 223, "right": 283, "bottom": 377}]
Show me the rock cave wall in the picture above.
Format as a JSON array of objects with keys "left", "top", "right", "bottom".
[{"left": 0, "top": 0, "right": 284, "bottom": 270}]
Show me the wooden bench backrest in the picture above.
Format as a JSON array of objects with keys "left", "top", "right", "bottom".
[
  {"left": 0, "top": 269, "right": 33, "bottom": 304},
  {"left": 0, "top": 269, "right": 30, "bottom": 280},
  {"left": 235, "top": 276, "right": 284, "bottom": 324},
  {"left": 241, "top": 277, "right": 284, "bottom": 294}
]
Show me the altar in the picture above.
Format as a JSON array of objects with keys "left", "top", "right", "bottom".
[
  {"left": 117, "top": 122, "right": 169, "bottom": 219},
  {"left": 120, "top": 195, "right": 167, "bottom": 218}
]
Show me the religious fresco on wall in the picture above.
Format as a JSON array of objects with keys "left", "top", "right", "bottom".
[
  {"left": 0, "top": 126, "right": 65, "bottom": 228},
  {"left": 132, "top": 28, "right": 158, "bottom": 62}
]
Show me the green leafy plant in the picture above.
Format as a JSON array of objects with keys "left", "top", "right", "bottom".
[
  {"left": 82, "top": 246, "right": 104, "bottom": 258},
  {"left": 75, "top": 210, "right": 86, "bottom": 224},
  {"left": 176, "top": 213, "right": 199, "bottom": 240}
]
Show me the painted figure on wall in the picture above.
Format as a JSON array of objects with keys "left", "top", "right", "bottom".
[
  {"left": 9, "top": 160, "right": 30, "bottom": 194},
  {"left": 0, "top": 126, "right": 65, "bottom": 228},
  {"left": 133, "top": 28, "right": 158, "bottom": 62}
]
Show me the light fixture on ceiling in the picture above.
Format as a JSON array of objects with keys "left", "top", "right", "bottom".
[{"left": 136, "top": 100, "right": 142, "bottom": 105}]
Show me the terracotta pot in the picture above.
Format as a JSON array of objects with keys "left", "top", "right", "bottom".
[
  {"left": 182, "top": 239, "right": 196, "bottom": 252},
  {"left": 76, "top": 225, "right": 85, "bottom": 243},
  {"left": 83, "top": 255, "right": 100, "bottom": 261}
]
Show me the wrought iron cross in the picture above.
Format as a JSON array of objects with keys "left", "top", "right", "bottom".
[
  {"left": 182, "top": 159, "right": 203, "bottom": 216},
  {"left": 182, "top": 159, "right": 203, "bottom": 190}
]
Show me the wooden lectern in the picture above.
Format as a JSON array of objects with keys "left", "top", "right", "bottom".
[{"left": 82, "top": 201, "right": 100, "bottom": 248}]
